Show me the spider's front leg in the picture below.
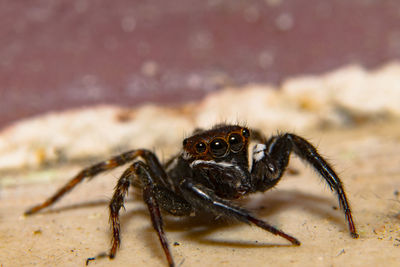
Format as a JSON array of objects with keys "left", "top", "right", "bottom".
[
  {"left": 108, "top": 161, "right": 171, "bottom": 266},
  {"left": 251, "top": 133, "right": 358, "bottom": 238},
  {"left": 179, "top": 179, "right": 300, "bottom": 246},
  {"left": 108, "top": 160, "right": 192, "bottom": 267}
]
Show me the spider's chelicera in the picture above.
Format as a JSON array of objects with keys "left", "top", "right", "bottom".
[{"left": 25, "top": 124, "right": 358, "bottom": 267}]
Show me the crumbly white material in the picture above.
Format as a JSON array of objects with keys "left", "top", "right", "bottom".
[{"left": 1, "top": 62, "right": 400, "bottom": 171}]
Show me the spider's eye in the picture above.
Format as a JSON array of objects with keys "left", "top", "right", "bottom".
[
  {"left": 242, "top": 128, "right": 250, "bottom": 138},
  {"left": 210, "top": 138, "right": 228, "bottom": 157},
  {"left": 183, "top": 139, "right": 188, "bottom": 146},
  {"left": 228, "top": 133, "right": 243, "bottom": 152},
  {"left": 195, "top": 142, "right": 206, "bottom": 153}
]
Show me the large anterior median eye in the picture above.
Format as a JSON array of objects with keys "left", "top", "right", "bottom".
[
  {"left": 229, "top": 133, "right": 243, "bottom": 152},
  {"left": 210, "top": 138, "right": 228, "bottom": 157}
]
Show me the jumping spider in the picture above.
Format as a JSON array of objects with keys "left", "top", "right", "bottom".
[{"left": 25, "top": 124, "right": 358, "bottom": 266}]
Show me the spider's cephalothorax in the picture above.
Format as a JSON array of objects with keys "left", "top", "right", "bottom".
[
  {"left": 179, "top": 125, "right": 252, "bottom": 199},
  {"left": 25, "top": 124, "right": 358, "bottom": 267}
]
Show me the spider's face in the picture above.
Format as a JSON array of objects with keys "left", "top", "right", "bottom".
[{"left": 182, "top": 125, "right": 250, "bottom": 163}]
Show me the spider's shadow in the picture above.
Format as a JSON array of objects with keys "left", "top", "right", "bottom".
[
  {"left": 38, "top": 189, "right": 345, "bottom": 254},
  {"left": 38, "top": 200, "right": 109, "bottom": 214}
]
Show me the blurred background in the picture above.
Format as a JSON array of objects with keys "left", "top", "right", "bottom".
[{"left": 1, "top": 0, "right": 400, "bottom": 129}]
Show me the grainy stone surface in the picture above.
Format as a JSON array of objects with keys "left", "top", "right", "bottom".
[{"left": 0, "top": 64, "right": 400, "bottom": 266}]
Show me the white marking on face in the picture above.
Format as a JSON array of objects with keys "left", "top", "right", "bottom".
[
  {"left": 253, "top": 144, "right": 266, "bottom": 162},
  {"left": 190, "top": 160, "right": 235, "bottom": 168},
  {"left": 190, "top": 160, "right": 247, "bottom": 180},
  {"left": 214, "top": 161, "right": 235, "bottom": 168}
]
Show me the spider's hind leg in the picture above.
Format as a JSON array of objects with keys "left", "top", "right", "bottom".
[{"left": 24, "top": 150, "right": 151, "bottom": 215}]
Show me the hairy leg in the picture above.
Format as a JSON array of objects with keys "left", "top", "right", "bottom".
[
  {"left": 109, "top": 161, "right": 192, "bottom": 267},
  {"left": 252, "top": 133, "right": 358, "bottom": 238},
  {"left": 25, "top": 149, "right": 164, "bottom": 215},
  {"left": 180, "top": 180, "right": 300, "bottom": 246}
]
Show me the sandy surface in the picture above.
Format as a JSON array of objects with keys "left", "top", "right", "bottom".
[{"left": 1, "top": 120, "right": 399, "bottom": 267}]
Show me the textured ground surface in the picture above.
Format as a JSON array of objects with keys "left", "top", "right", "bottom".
[
  {"left": 1, "top": 120, "right": 400, "bottom": 267},
  {"left": 1, "top": 64, "right": 400, "bottom": 266}
]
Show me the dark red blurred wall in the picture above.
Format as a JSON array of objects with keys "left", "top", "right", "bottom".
[{"left": 1, "top": 0, "right": 400, "bottom": 128}]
